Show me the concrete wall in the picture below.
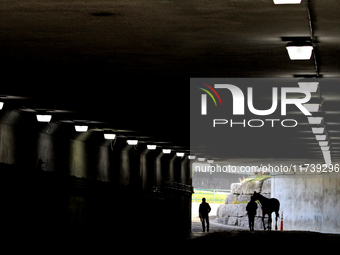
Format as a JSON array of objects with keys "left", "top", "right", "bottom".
[
  {"left": 0, "top": 110, "right": 193, "bottom": 236},
  {"left": 271, "top": 172, "right": 340, "bottom": 234}
]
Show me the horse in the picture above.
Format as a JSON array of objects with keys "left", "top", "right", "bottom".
[{"left": 252, "top": 191, "right": 280, "bottom": 231}]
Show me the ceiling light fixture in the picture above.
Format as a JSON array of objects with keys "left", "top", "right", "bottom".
[
  {"left": 286, "top": 42, "right": 313, "bottom": 60},
  {"left": 0, "top": 102, "right": 4, "bottom": 110},
  {"left": 197, "top": 157, "right": 205, "bottom": 162},
  {"left": 303, "top": 103, "right": 320, "bottom": 112},
  {"left": 36, "top": 114, "right": 52, "bottom": 122},
  {"left": 307, "top": 117, "right": 323, "bottom": 125},
  {"left": 127, "top": 140, "right": 138, "bottom": 145},
  {"left": 188, "top": 155, "right": 196, "bottom": 160},
  {"left": 104, "top": 133, "right": 116, "bottom": 140},
  {"left": 75, "top": 125, "right": 88, "bottom": 132},
  {"left": 207, "top": 160, "right": 214, "bottom": 163},
  {"left": 176, "top": 152, "right": 185, "bottom": 157},
  {"left": 298, "top": 79, "right": 319, "bottom": 93},
  {"left": 147, "top": 145, "right": 157, "bottom": 150},
  {"left": 319, "top": 141, "right": 329, "bottom": 146},
  {"left": 315, "top": 135, "right": 327, "bottom": 141},
  {"left": 322, "top": 150, "right": 332, "bottom": 165},
  {"left": 312, "top": 127, "right": 324, "bottom": 134},
  {"left": 273, "top": 0, "right": 301, "bottom": 4},
  {"left": 162, "top": 149, "right": 171, "bottom": 154}
]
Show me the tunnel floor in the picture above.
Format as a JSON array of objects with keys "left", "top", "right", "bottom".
[
  {"left": 189, "top": 212, "right": 340, "bottom": 253},
  {"left": 184, "top": 230, "right": 340, "bottom": 254},
  {"left": 188, "top": 216, "right": 340, "bottom": 253},
  {"left": 2, "top": 222, "right": 339, "bottom": 253}
]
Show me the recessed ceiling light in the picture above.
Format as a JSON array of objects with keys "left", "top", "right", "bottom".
[
  {"left": 36, "top": 114, "right": 52, "bottom": 122},
  {"left": 315, "top": 135, "right": 327, "bottom": 141},
  {"left": 298, "top": 79, "right": 319, "bottom": 92},
  {"left": 176, "top": 152, "right": 185, "bottom": 157},
  {"left": 312, "top": 127, "right": 324, "bottom": 134},
  {"left": 147, "top": 145, "right": 157, "bottom": 150},
  {"left": 322, "top": 150, "right": 332, "bottom": 165},
  {"left": 273, "top": 0, "right": 301, "bottom": 4},
  {"left": 303, "top": 103, "right": 320, "bottom": 112},
  {"left": 307, "top": 117, "right": 323, "bottom": 124},
  {"left": 104, "top": 133, "right": 116, "bottom": 140},
  {"left": 319, "top": 141, "right": 329, "bottom": 146},
  {"left": 75, "top": 125, "right": 88, "bottom": 132},
  {"left": 127, "top": 140, "right": 138, "bottom": 145},
  {"left": 286, "top": 42, "right": 313, "bottom": 60},
  {"left": 163, "top": 149, "right": 171, "bottom": 154}
]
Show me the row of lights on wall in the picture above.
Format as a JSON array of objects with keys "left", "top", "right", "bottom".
[
  {"left": 35, "top": 113, "right": 191, "bottom": 157},
  {"left": 275, "top": 0, "right": 331, "bottom": 164},
  {"left": 299, "top": 79, "right": 332, "bottom": 164},
  {"left": 0, "top": 105, "right": 193, "bottom": 158}
]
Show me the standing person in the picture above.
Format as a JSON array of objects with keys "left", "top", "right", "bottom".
[
  {"left": 246, "top": 195, "right": 258, "bottom": 231},
  {"left": 199, "top": 198, "right": 211, "bottom": 232}
]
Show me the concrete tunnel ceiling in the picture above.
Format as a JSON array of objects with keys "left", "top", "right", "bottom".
[{"left": 1, "top": 0, "right": 340, "bottom": 166}]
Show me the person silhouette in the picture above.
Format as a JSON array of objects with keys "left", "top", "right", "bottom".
[
  {"left": 246, "top": 195, "right": 258, "bottom": 231},
  {"left": 199, "top": 198, "right": 211, "bottom": 232}
]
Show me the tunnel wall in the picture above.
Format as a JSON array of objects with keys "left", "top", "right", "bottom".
[
  {"left": 271, "top": 172, "right": 340, "bottom": 234},
  {"left": 0, "top": 111, "right": 193, "bottom": 237}
]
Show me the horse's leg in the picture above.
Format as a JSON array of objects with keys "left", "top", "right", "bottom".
[
  {"left": 262, "top": 214, "right": 266, "bottom": 230},
  {"left": 268, "top": 214, "right": 272, "bottom": 231},
  {"left": 275, "top": 211, "right": 279, "bottom": 230}
]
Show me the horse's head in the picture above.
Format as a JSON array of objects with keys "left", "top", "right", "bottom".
[{"left": 253, "top": 191, "right": 260, "bottom": 200}]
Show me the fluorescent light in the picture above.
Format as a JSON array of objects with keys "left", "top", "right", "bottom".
[
  {"left": 312, "top": 127, "right": 324, "bottom": 134},
  {"left": 322, "top": 150, "right": 332, "bottom": 165},
  {"left": 176, "top": 152, "right": 184, "bottom": 157},
  {"left": 273, "top": 0, "right": 301, "bottom": 4},
  {"left": 319, "top": 141, "right": 329, "bottom": 146},
  {"left": 303, "top": 103, "right": 320, "bottom": 112},
  {"left": 286, "top": 44, "right": 313, "bottom": 60},
  {"left": 75, "top": 125, "right": 88, "bottom": 132},
  {"left": 207, "top": 160, "right": 214, "bottom": 163},
  {"left": 188, "top": 155, "right": 196, "bottom": 160},
  {"left": 36, "top": 114, "right": 52, "bottom": 122},
  {"left": 0, "top": 102, "right": 4, "bottom": 110},
  {"left": 147, "top": 145, "right": 157, "bottom": 150},
  {"left": 163, "top": 149, "right": 171, "bottom": 154},
  {"left": 127, "top": 140, "right": 138, "bottom": 145},
  {"left": 298, "top": 80, "right": 319, "bottom": 93},
  {"left": 197, "top": 157, "right": 205, "bottom": 162},
  {"left": 307, "top": 117, "right": 323, "bottom": 124},
  {"left": 316, "top": 135, "right": 327, "bottom": 141},
  {"left": 104, "top": 133, "right": 116, "bottom": 140},
  {"left": 321, "top": 146, "right": 330, "bottom": 151}
]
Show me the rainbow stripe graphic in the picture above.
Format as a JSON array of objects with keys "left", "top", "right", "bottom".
[{"left": 197, "top": 82, "right": 222, "bottom": 106}]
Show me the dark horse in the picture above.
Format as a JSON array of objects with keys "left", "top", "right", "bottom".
[{"left": 252, "top": 191, "right": 280, "bottom": 231}]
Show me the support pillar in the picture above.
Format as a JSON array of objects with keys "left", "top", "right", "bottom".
[
  {"left": 155, "top": 151, "right": 172, "bottom": 190},
  {"left": 181, "top": 157, "right": 189, "bottom": 184},
  {"left": 119, "top": 144, "right": 142, "bottom": 189},
  {"left": 140, "top": 148, "right": 158, "bottom": 191}
]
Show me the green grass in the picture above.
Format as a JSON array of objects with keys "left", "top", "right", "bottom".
[{"left": 192, "top": 190, "right": 227, "bottom": 204}]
